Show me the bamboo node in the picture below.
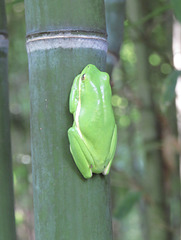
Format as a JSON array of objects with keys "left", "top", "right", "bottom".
[{"left": 26, "top": 33, "right": 108, "bottom": 53}]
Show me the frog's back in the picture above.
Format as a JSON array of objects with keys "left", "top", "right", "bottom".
[{"left": 78, "top": 76, "right": 115, "bottom": 164}]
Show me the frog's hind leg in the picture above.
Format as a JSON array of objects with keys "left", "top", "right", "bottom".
[
  {"left": 68, "top": 127, "right": 93, "bottom": 179},
  {"left": 103, "top": 125, "right": 117, "bottom": 176}
]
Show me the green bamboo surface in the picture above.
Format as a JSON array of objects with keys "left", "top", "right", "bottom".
[
  {"left": 0, "top": 1, "right": 16, "bottom": 239},
  {"left": 24, "top": 0, "right": 113, "bottom": 239},
  {"left": 25, "top": 0, "right": 106, "bottom": 35}
]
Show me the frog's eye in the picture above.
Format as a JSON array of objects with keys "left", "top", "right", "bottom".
[{"left": 81, "top": 74, "right": 86, "bottom": 81}]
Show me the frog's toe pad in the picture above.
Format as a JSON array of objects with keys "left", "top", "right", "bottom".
[{"left": 83, "top": 170, "right": 93, "bottom": 179}]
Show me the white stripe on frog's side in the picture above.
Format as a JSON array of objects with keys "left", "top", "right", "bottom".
[
  {"left": 103, "top": 161, "right": 111, "bottom": 175},
  {"left": 75, "top": 75, "right": 83, "bottom": 138}
]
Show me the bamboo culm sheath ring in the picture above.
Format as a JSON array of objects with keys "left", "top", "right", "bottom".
[{"left": 26, "top": 32, "right": 108, "bottom": 53}]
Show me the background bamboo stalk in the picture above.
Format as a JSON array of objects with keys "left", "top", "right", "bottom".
[
  {"left": 24, "top": 0, "right": 113, "bottom": 239},
  {"left": 173, "top": 19, "right": 181, "bottom": 240},
  {"left": 105, "top": 0, "right": 126, "bottom": 76},
  {"left": 127, "top": 0, "right": 172, "bottom": 239},
  {"left": 0, "top": 0, "right": 16, "bottom": 239},
  {"left": 104, "top": 2, "right": 126, "bottom": 238}
]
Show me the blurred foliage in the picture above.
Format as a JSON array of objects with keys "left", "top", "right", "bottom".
[
  {"left": 114, "top": 190, "right": 142, "bottom": 220},
  {"left": 4, "top": 0, "right": 181, "bottom": 239},
  {"left": 111, "top": 0, "right": 180, "bottom": 239}
]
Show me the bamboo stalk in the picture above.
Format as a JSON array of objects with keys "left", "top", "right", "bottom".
[
  {"left": 24, "top": 0, "right": 113, "bottom": 239},
  {"left": 0, "top": 0, "right": 16, "bottom": 239},
  {"left": 104, "top": 2, "right": 126, "bottom": 239},
  {"left": 105, "top": 0, "right": 126, "bottom": 75}
]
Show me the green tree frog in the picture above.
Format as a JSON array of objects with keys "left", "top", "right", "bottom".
[{"left": 68, "top": 64, "right": 117, "bottom": 179}]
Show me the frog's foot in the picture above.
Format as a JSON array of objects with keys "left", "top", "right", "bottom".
[
  {"left": 68, "top": 127, "right": 93, "bottom": 179},
  {"left": 103, "top": 124, "right": 117, "bottom": 176}
]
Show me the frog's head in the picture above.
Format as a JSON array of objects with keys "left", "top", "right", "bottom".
[
  {"left": 80, "top": 64, "right": 108, "bottom": 86},
  {"left": 80, "top": 64, "right": 98, "bottom": 83}
]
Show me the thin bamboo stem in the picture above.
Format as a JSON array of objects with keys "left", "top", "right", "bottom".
[{"left": 0, "top": 0, "right": 16, "bottom": 239}]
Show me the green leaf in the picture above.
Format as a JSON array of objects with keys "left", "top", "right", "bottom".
[
  {"left": 127, "top": 5, "right": 171, "bottom": 27},
  {"left": 114, "top": 191, "right": 142, "bottom": 219},
  {"left": 139, "top": 5, "right": 171, "bottom": 25},
  {"left": 171, "top": 0, "right": 181, "bottom": 22},
  {"left": 161, "top": 70, "right": 181, "bottom": 111}
]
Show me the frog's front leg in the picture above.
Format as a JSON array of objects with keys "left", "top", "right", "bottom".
[
  {"left": 103, "top": 125, "right": 117, "bottom": 175},
  {"left": 68, "top": 127, "right": 94, "bottom": 179}
]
